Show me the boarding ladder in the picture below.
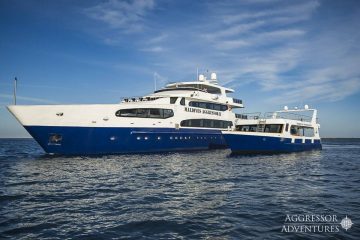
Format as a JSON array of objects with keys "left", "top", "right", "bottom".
[{"left": 257, "top": 119, "right": 266, "bottom": 132}]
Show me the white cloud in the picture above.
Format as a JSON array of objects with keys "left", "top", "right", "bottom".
[
  {"left": 148, "top": 33, "right": 168, "bottom": 43},
  {"left": 139, "top": 33, "right": 168, "bottom": 52},
  {"left": 215, "top": 39, "right": 250, "bottom": 50},
  {"left": 223, "top": 0, "right": 320, "bottom": 24},
  {"left": 269, "top": 77, "right": 360, "bottom": 103},
  {"left": 213, "top": 29, "right": 305, "bottom": 50},
  {"left": 140, "top": 46, "right": 165, "bottom": 52},
  {"left": 85, "top": 0, "right": 155, "bottom": 33},
  {"left": 83, "top": 0, "right": 360, "bottom": 104},
  {"left": 204, "top": 20, "right": 266, "bottom": 40}
]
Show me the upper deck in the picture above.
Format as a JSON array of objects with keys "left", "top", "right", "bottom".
[
  {"left": 120, "top": 72, "right": 244, "bottom": 108},
  {"left": 236, "top": 106, "right": 318, "bottom": 125}
]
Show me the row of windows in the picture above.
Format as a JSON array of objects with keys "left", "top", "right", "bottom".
[
  {"left": 189, "top": 101, "right": 228, "bottom": 111},
  {"left": 170, "top": 98, "right": 228, "bottom": 111},
  {"left": 115, "top": 108, "right": 174, "bottom": 119},
  {"left": 181, "top": 119, "right": 233, "bottom": 129},
  {"left": 290, "top": 125, "right": 315, "bottom": 137},
  {"left": 236, "top": 124, "right": 283, "bottom": 133},
  {"left": 236, "top": 124, "right": 315, "bottom": 136}
]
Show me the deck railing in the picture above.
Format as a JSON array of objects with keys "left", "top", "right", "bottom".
[
  {"left": 236, "top": 112, "right": 313, "bottom": 122},
  {"left": 265, "top": 112, "right": 312, "bottom": 122},
  {"left": 120, "top": 96, "right": 161, "bottom": 103}
]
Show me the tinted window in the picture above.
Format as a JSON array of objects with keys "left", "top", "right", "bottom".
[
  {"left": 264, "top": 124, "right": 283, "bottom": 133},
  {"left": 189, "top": 101, "right": 228, "bottom": 111},
  {"left": 180, "top": 98, "right": 185, "bottom": 106},
  {"left": 163, "top": 109, "right": 174, "bottom": 118},
  {"left": 290, "top": 125, "right": 314, "bottom": 137},
  {"left": 180, "top": 119, "right": 232, "bottom": 129},
  {"left": 116, "top": 108, "right": 137, "bottom": 117},
  {"left": 149, "top": 108, "right": 162, "bottom": 118},
  {"left": 170, "top": 97, "right": 177, "bottom": 104},
  {"left": 116, "top": 108, "right": 173, "bottom": 119},
  {"left": 190, "top": 102, "right": 199, "bottom": 107},
  {"left": 192, "top": 119, "right": 202, "bottom": 127},
  {"left": 213, "top": 104, "right": 221, "bottom": 111},
  {"left": 223, "top": 121, "right": 233, "bottom": 128},
  {"left": 236, "top": 125, "right": 258, "bottom": 132},
  {"left": 137, "top": 108, "right": 149, "bottom": 118},
  {"left": 199, "top": 102, "right": 207, "bottom": 108},
  {"left": 203, "top": 119, "right": 213, "bottom": 128},
  {"left": 213, "top": 120, "right": 221, "bottom": 128},
  {"left": 290, "top": 126, "right": 298, "bottom": 135}
]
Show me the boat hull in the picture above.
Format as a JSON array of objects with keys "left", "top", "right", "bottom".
[
  {"left": 25, "top": 126, "right": 227, "bottom": 155},
  {"left": 223, "top": 133, "right": 322, "bottom": 154}
]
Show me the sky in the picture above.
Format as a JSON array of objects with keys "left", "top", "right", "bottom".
[{"left": 0, "top": 0, "right": 360, "bottom": 138}]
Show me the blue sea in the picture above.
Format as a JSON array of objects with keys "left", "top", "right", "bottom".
[{"left": 0, "top": 138, "right": 359, "bottom": 239}]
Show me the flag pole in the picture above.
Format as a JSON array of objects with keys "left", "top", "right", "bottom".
[
  {"left": 154, "top": 72, "right": 157, "bottom": 91},
  {"left": 14, "top": 77, "right": 17, "bottom": 105}
]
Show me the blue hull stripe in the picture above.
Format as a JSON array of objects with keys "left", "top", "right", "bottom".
[
  {"left": 223, "top": 134, "right": 322, "bottom": 154},
  {"left": 25, "top": 126, "right": 227, "bottom": 155}
]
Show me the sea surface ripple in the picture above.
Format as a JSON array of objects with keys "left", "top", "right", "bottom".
[{"left": 0, "top": 139, "right": 359, "bottom": 239}]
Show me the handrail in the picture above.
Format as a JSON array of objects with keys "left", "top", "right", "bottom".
[
  {"left": 154, "top": 87, "right": 208, "bottom": 94},
  {"left": 236, "top": 111, "right": 312, "bottom": 122},
  {"left": 120, "top": 96, "right": 162, "bottom": 103},
  {"left": 267, "top": 111, "right": 312, "bottom": 122}
]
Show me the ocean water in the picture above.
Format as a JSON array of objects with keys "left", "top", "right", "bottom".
[{"left": 0, "top": 139, "right": 359, "bottom": 239}]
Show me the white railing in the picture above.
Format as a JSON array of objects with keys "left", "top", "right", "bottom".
[
  {"left": 120, "top": 96, "right": 162, "bottom": 103},
  {"left": 236, "top": 112, "right": 312, "bottom": 122}
]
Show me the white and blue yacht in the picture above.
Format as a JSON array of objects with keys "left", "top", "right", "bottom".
[
  {"left": 222, "top": 106, "right": 322, "bottom": 154},
  {"left": 7, "top": 73, "right": 243, "bottom": 155}
]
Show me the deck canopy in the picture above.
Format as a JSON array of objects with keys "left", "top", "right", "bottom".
[{"left": 155, "top": 81, "right": 234, "bottom": 95}]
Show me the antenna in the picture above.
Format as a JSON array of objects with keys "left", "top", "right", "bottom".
[
  {"left": 196, "top": 67, "right": 199, "bottom": 81},
  {"left": 14, "top": 77, "right": 17, "bottom": 105}
]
